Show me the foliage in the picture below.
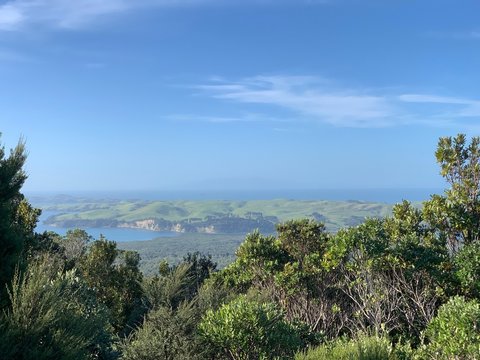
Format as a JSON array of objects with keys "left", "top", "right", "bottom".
[
  {"left": 143, "top": 262, "right": 194, "bottom": 310},
  {"left": 118, "top": 232, "right": 243, "bottom": 274},
  {"left": 23, "top": 230, "right": 64, "bottom": 262},
  {"left": 79, "top": 237, "right": 143, "bottom": 335},
  {"left": 420, "top": 296, "right": 480, "bottom": 359},
  {"left": 61, "top": 229, "right": 93, "bottom": 268},
  {"left": 199, "top": 295, "right": 304, "bottom": 360},
  {"left": 222, "top": 230, "right": 288, "bottom": 290},
  {"left": 182, "top": 251, "right": 217, "bottom": 278},
  {"left": 454, "top": 241, "right": 480, "bottom": 298},
  {"left": 330, "top": 202, "right": 445, "bottom": 339},
  {"left": 423, "top": 134, "right": 480, "bottom": 250},
  {"left": 0, "top": 138, "right": 40, "bottom": 300},
  {"left": 121, "top": 254, "right": 220, "bottom": 360},
  {"left": 0, "top": 256, "right": 113, "bottom": 360},
  {"left": 295, "top": 334, "right": 396, "bottom": 360},
  {"left": 276, "top": 219, "right": 329, "bottom": 263},
  {"left": 119, "top": 301, "right": 201, "bottom": 360},
  {"left": 196, "top": 274, "right": 233, "bottom": 314}
]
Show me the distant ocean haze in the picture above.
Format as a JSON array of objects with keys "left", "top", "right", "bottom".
[{"left": 27, "top": 188, "right": 444, "bottom": 203}]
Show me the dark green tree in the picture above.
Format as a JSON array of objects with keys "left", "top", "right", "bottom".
[
  {"left": 182, "top": 252, "right": 217, "bottom": 299},
  {"left": 0, "top": 256, "right": 113, "bottom": 360},
  {"left": 424, "top": 134, "right": 480, "bottom": 251},
  {"left": 79, "top": 237, "right": 143, "bottom": 335},
  {"left": 61, "top": 229, "right": 92, "bottom": 269},
  {"left": 0, "top": 137, "right": 40, "bottom": 303},
  {"left": 277, "top": 219, "right": 329, "bottom": 265},
  {"left": 120, "top": 301, "right": 201, "bottom": 360}
]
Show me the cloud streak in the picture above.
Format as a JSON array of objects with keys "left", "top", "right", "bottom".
[
  {"left": 399, "top": 93, "right": 480, "bottom": 117},
  {"left": 167, "top": 113, "right": 292, "bottom": 124},
  {"left": 0, "top": 0, "right": 324, "bottom": 31},
  {"left": 0, "top": 0, "right": 138, "bottom": 31},
  {"left": 196, "top": 76, "right": 400, "bottom": 127},
  {"left": 194, "top": 75, "right": 480, "bottom": 128}
]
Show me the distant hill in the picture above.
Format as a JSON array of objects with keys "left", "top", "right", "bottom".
[{"left": 32, "top": 197, "right": 396, "bottom": 234}]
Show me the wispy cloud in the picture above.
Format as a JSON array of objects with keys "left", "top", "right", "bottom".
[
  {"left": 167, "top": 113, "right": 291, "bottom": 124},
  {"left": 0, "top": 0, "right": 325, "bottom": 32},
  {"left": 399, "top": 93, "right": 480, "bottom": 117},
  {"left": 195, "top": 75, "right": 401, "bottom": 127},
  {"left": 0, "top": 3, "right": 24, "bottom": 30},
  {"left": 193, "top": 75, "right": 480, "bottom": 128},
  {"left": 0, "top": 0, "right": 138, "bottom": 31}
]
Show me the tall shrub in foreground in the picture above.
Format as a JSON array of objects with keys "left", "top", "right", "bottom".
[
  {"left": 0, "top": 137, "right": 40, "bottom": 303},
  {"left": 199, "top": 295, "right": 303, "bottom": 360},
  {"left": 294, "top": 334, "right": 395, "bottom": 360},
  {"left": 419, "top": 296, "right": 480, "bottom": 359},
  {"left": 119, "top": 301, "right": 200, "bottom": 360},
  {"left": 0, "top": 256, "right": 113, "bottom": 360}
]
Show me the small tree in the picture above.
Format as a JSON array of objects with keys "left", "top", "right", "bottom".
[
  {"left": 182, "top": 251, "right": 217, "bottom": 298},
  {"left": 424, "top": 134, "right": 480, "bottom": 251},
  {"left": 0, "top": 137, "right": 40, "bottom": 299},
  {"left": 79, "top": 237, "right": 143, "bottom": 335}
]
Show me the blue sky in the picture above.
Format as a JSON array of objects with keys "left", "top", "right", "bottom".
[{"left": 1, "top": 0, "right": 479, "bottom": 193}]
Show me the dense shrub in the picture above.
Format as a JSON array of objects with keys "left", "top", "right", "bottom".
[
  {"left": 79, "top": 237, "right": 144, "bottom": 335},
  {"left": 0, "top": 257, "right": 113, "bottom": 360},
  {"left": 119, "top": 302, "right": 201, "bottom": 360},
  {"left": 420, "top": 296, "right": 480, "bottom": 359},
  {"left": 295, "top": 334, "right": 398, "bottom": 360},
  {"left": 454, "top": 242, "right": 480, "bottom": 298},
  {"left": 199, "top": 295, "right": 303, "bottom": 360}
]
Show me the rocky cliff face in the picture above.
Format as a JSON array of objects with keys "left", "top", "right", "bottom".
[
  {"left": 119, "top": 219, "right": 160, "bottom": 231},
  {"left": 119, "top": 219, "right": 187, "bottom": 233},
  {"left": 47, "top": 215, "right": 277, "bottom": 234}
]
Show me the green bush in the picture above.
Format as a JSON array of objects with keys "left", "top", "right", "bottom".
[
  {"left": 295, "top": 334, "right": 396, "bottom": 360},
  {"left": 199, "top": 295, "right": 303, "bottom": 360},
  {"left": 0, "top": 256, "right": 113, "bottom": 360},
  {"left": 119, "top": 301, "right": 201, "bottom": 360},
  {"left": 420, "top": 296, "right": 480, "bottom": 359},
  {"left": 454, "top": 242, "right": 480, "bottom": 298}
]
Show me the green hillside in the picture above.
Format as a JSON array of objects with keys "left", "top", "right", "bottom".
[{"left": 35, "top": 198, "right": 397, "bottom": 233}]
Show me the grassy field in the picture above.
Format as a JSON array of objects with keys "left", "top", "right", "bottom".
[{"left": 34, "top": 198, "right": 395, "bottom": 232}]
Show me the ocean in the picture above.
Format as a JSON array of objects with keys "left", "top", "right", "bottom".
[{"left": 35, "top": 211, "right": 178, "bottom": 242}]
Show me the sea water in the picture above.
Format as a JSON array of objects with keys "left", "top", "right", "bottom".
[{"left": 35, "top": 211, "right": 178, "bottom": 242}]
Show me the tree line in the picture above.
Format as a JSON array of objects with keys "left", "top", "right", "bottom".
[{"left": 2, "top": 134, "right": 480, "bottom": 359}]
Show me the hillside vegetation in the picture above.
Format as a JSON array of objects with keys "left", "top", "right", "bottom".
[
  {"left": 4, "top": 133, "right": 480, "bottom": 359},
  {"left": 35, "top": 198, "right": 395, "bottom": 233}
]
